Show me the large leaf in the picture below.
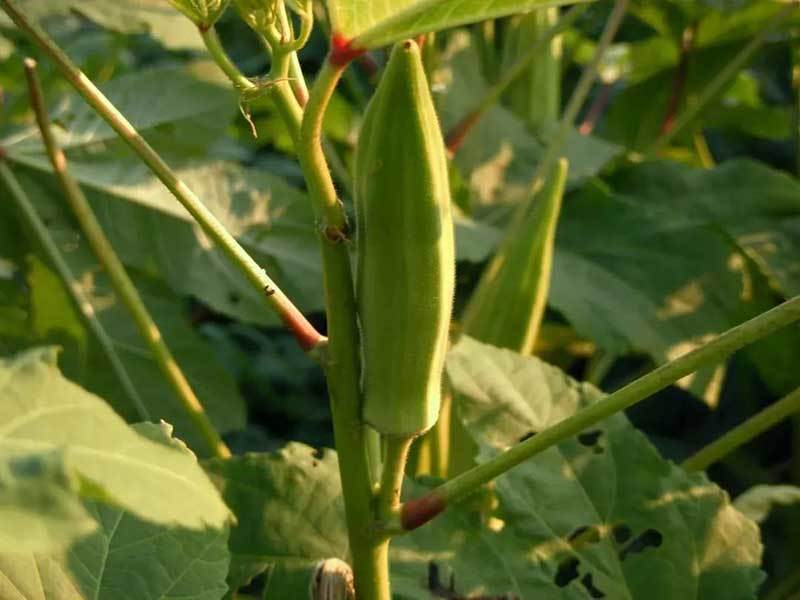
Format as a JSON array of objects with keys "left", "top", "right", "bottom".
[
  {"left": 5, "top": 156, "right": 321, "bottom": 326},
  {"left": 0, "top": 424, "right": 229, "bottom": 600},
  {"left": 392, "top": 336, "right": 764, "bottom": 599},
  {"left": 3, "top": 63, "right": 234, "bottom": 156},
  {"left": 547, "top": 159, "right": 800, "bottom": 398},
  {"left": 0, "top": 347, "right": 231, "bottom": 530},
  {"left": 327, "top": 0, "right": 592, "bottom": 49},
  {"left": 203, "top": 443, "right": 348, "bottom": 592},
  {"left": 2, "top": 63, "right": 301, "bottom": 327}
]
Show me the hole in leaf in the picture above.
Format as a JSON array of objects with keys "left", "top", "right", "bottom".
[
  {"left": 518, "top": 431, "right": 536, "bottom": 443},
  {"left": 577, "top": 430, "right": 602, "bottom": 447},
  {"left": 612, "top": 524, "right": 632, "bottom": 544},
  {"left": 619, "top": 529, "right": 663, "bottom": 561},
  {"left": 228, "top": 292, "right": 241, "bottom": 305},
  {"left": 581, "top": 573, "right": 605, "bottom": 598},
  {"left": 554, "top": 557, "right": 580, "bottom": 588}
]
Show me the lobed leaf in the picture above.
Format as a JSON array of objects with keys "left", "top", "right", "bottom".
[{"left": 392, "top": 337, "right": 764, "bottom": 599}]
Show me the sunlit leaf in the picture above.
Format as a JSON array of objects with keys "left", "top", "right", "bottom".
[
  {"left": 0, "top": 347, "right": 231, "bottom": 530},
  {"left": 327, "top": 0, "right": 593, "bottom": 49},
  {"left": 392, "top": 337, "right": 764, "bottom": 599}
]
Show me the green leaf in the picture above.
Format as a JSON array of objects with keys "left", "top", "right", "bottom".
[
  {"left": 0, "top": 347, "right": 231, "bottom": 530},
  {"left": 6, "top": 157, "right": 321, "bottom": 327},
  {"left": 734, "top": 485, "right": 800, "bottom": 523},
  {"left": 327, "top": 0, "right": 592, "bottom": 49},
  {"left": 392, "top": 336, "right": 764, "bottom": 599},
  {"left": 0, "top": 501, "right": 230, "bottom": 600},
  {"left": 547, "top": 159, "right": 800, "bottom": 400},
  {"left": 204, "top": 443, "right": 349, "bottom": 592},
  {"left": 4, "top": 63, "right": 235, "bottom": 155},
  {"left": 0, "top": 451, "right": 97, "bottom": 554},
  {"left": 7, "top": 244, "right": 246, "bottom": 453}
]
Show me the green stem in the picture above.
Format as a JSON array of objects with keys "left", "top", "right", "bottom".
[
  {"left": 400, "top": 295, "right": 800, "bottom": 531},
  {"left": 377, "top": 436, "right": 414, "bottom": 520},
  {"left": 23, "top": 58, "right": 230, "bottom": 459},
  {"left": 683, "top": 386, "right": 800, "bottom": 472},
  {"left": 0, "top": 0, "right": 324, "bottom": 354},
  {"left": 200, "top": 27, "right": 257, "bottom": 93},
  {"left": 446, "top": 4, "right": 587, "bottom": 152},
  {"left": 649, "top": 3, "right": 795, "bottom": 153},
  {"left": 0, "top": 161, "right": 148, "bottom": 420},
  {"left": 297, "top": 52, "right": 387, "bottom": 599},
  {"left": 298, "top": 59, "right": 350, "bottom": 231}
]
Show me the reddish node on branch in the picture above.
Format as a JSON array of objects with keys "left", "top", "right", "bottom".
[
  {"left": 280, "top": 309, "right": 325, "bottom": 352},
  {"left": 401, "top": 493, "right": 446, "bottom": 531},
  {"left": 330, "top": 33, "right": 366, "bottom": 67}
]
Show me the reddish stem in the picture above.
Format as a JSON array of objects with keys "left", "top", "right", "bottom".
[
  {"left": 578, "top": 83, "right": 612, "bottom": 135},
  {"left": 660, "top": 23, "right": 697, "bottom": 136}
]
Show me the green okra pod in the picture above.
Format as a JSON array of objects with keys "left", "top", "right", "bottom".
[
  {"left": 462, "top": 158, "right": 568, "bottom": 354},
  {"left": 355, "top": 40, "right": 456, "bottom": 437}
]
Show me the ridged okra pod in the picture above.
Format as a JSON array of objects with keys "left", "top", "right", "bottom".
[
  {"left": 462, "top": 158, "right": 568, "bottom": 354},
  {"left": 355, "top": 40, "right": 456, "bottom": 437}
]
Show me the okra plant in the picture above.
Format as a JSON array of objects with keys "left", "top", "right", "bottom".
[{"left": 1, "top": 0, "right": 800, "bottom": 599}]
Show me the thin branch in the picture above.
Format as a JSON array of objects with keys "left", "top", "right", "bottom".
[
  {"left": 578, "top": 82, "right": 612, "bottom": 135},
  {"left": 24, "top": 58, "right": 230, "bottom": 459},
  {"left": 0, "top": 0, "right": 324, "bottom": 354},
  {"left": 683, "top": 386, "right": 800, "bottom": 472},
  {"left": 445, "top": 4, "right": 588, "bottom": 153},
  {"left": 650, "top": 2, "right": 796, "bottom": 153},
  {"left": 200, "top": 27, "right": 257, "bottom": 93},
  {"left": 377, "top": 436, "right": 414, "bottom": 521},
  {"left": 659, "top": 22, "right": 697, "bottom": 136},
  {"left": 0, "top": 161, "right": 148, "bottom": 420},
  {"left": 400, "top": 295, "right": 800, "bottom": 531}
]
